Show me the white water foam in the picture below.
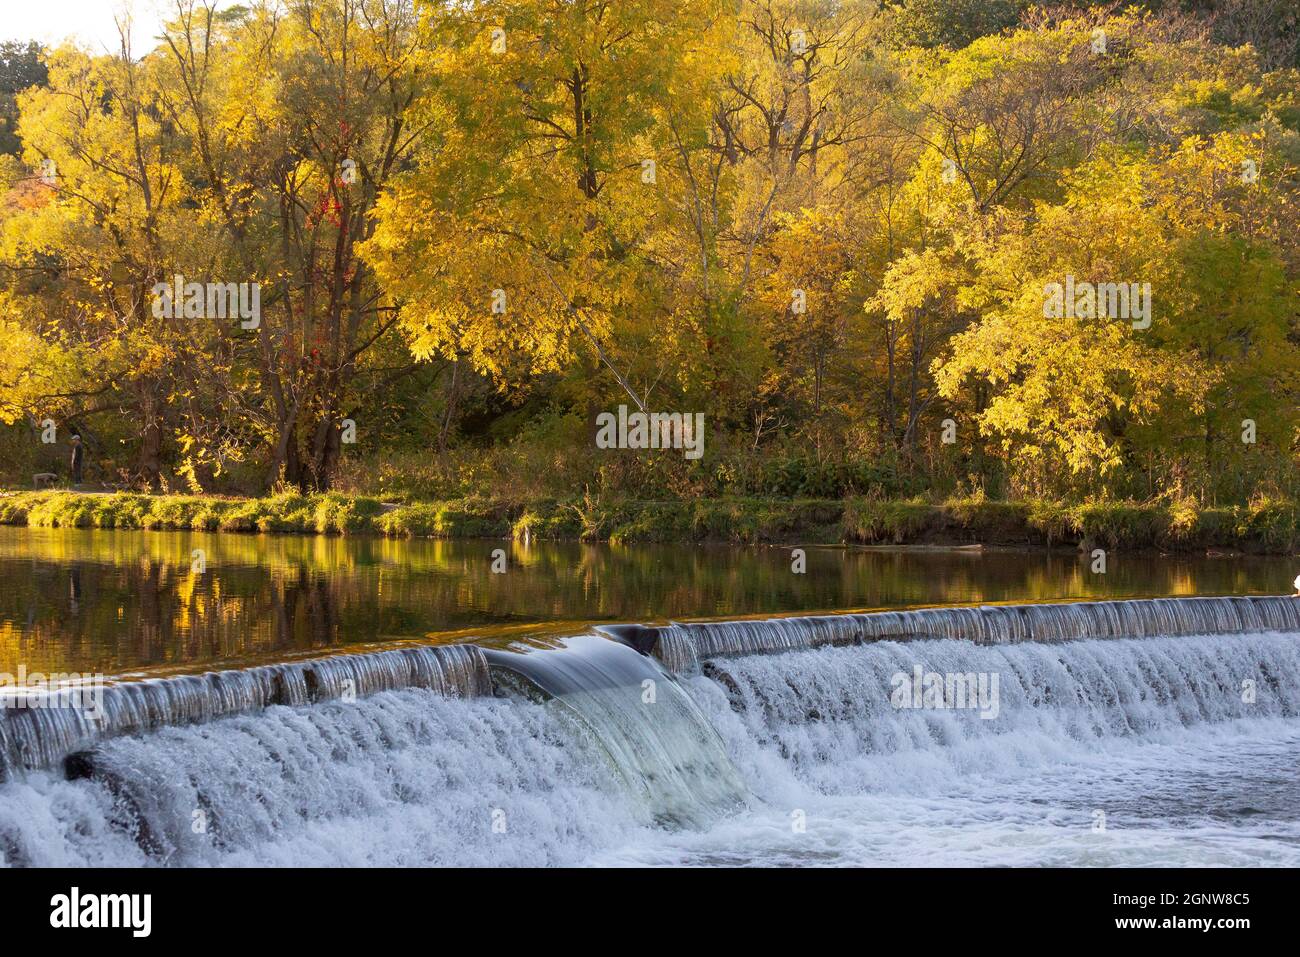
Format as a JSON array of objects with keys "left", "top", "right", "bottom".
[
  {"left": 1, "top": 691, "right": 656, "bottom": 867},
  {"left": 2, "top": 613, "right": 1298, "bottom": 867},
  {"left": 602, "top": 631, "right": 1300, "bottom": 865}
]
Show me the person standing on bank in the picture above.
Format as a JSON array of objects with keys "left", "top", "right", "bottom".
[{"left": 70, "top": 433, "right": 83, "bottom": 487}]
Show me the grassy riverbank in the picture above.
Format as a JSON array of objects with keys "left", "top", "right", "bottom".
[{"left": 1, "top": 490, "right": 1297, "bottom": 553}]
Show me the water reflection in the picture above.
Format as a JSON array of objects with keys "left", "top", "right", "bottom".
[{"left": 0, "top": 526, "right": 1293, "bottom": 678}]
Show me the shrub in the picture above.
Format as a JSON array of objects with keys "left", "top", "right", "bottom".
[
  {"left": 0, "top": 489, "right": 1296, "bottom": 552},
  {"left": 943, "top": 497, "right": 1032, "bottom": 543},
  {"left": 144, "top": 495, "right": 212, "bottom": 530},
  {"left": 1074, "top": 502, "right": 1171, "bottom": 548},
  {"left": 842, "top": 497, "right": 938, "bottom": 543},
  {"left": 1242, "top": 497, "right": 1300, "bottom": 551},
  {"left": 1025, "top": 501, "right": 1075, "bottom": 545},
  {"left": 217, "top": 500, "right": 263, "bottom": 532}
]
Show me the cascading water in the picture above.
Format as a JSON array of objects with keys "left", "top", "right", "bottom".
[
  {"left": 2, "top": 691, "right": 648, "bottom": 867},
  {"left": 0, "top": 644, "right": 490, "bottom": 780},
  {"left": 0, "top": 634, "right": 744, "bottom": 866},
  {"left": 685, "top": 631, "right": 1300, "bottom": 792},
  {"left": 633, "top": 625, "right": 1300, "bottom": 867},
  {"left": 1, "top": 595, "right": 1298, "bottom": 867},
  {"left": 654, "top": 595, "right": 1300, "bottom": 671},
  {"left": 482, "top": 635, "right": 746, "bottom": 828}
]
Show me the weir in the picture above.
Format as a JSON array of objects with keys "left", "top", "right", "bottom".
[
  {"left": 654, "top": 595, "right": 1300, "bottom": 673},
  {"left": 687, "top": 628, "right": 1300, "bottom": 795},
  {"left": 1, "top": 595, "right": 1298, "bottom": 866},
  {"left": 4, "top": 596, "right": 1297, "bottom": 779},
  {"left": 0, "top": 643, "right": 490, "bottom": 781}
]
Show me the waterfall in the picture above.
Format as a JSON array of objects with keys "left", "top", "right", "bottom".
[
  {"left": 0, "top": 635, "right": 743, "bottom": 866},
  {"left": 655, "top": 596, "right": 1300, "bottom": 672},
  {"left": 0, "top": 690, "right": 652, "bottom": 867},
  {"left": 686, "top": 630, "right": 1300, "bottom": 793},
  {"left": 483, "top": 635, "right": 746, "bottom": 827},
  {"left": 2, "top": 595, "right": 1299, "bottom": 867},
  {"left": 626, "top": 626, "right": 1300, "bottom": 867},
  {"left": 0, "top": 644, "right": 490, "bottom": 780}
]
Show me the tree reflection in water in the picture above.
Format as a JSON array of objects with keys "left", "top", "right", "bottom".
[{"left": 0, "top": 525, "right": 1292, "bottom": 679}]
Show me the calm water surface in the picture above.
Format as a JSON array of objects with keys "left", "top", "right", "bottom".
[{"left": 0, "top": 525, "right": 1294, "bottom": 678}]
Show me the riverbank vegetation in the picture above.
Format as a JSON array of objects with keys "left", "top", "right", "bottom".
[
  {"left": 1, "top": 490, "right": 1295, "bottom": 552},
  {"left": 0, "top": 1, "right": 1297, "bottom": 522}
]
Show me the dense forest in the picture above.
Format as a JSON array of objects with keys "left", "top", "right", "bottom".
[{"left": 0, "top": 0, "right": 1297, "bottom": 512}]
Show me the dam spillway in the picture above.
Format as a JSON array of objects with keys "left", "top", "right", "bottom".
[{"left": 1, "top": 595, "right": 1298, "bottom": 867}]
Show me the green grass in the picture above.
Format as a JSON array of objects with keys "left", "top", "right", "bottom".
[
  {"left": 0, "top": 490, "right": 1295, "bottom": 552},
  {"left": 842, "top": 498, "right": 940, "bottom": 544},
  {"left": 841, "top": 496, "right": 1299, "bottom": 553}
]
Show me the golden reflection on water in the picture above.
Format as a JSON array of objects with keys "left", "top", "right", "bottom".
[{"left": 0, "top": 526, "right": 1293, "bottom": 679}]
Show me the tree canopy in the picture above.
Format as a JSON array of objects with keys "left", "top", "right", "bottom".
[{"left": 0, "top": 0, "right": 1296, "bottom": 505}]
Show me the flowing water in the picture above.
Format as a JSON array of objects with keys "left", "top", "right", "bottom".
[{"left": 1, "top": 525, "right": 1298, "bottom": 867}]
